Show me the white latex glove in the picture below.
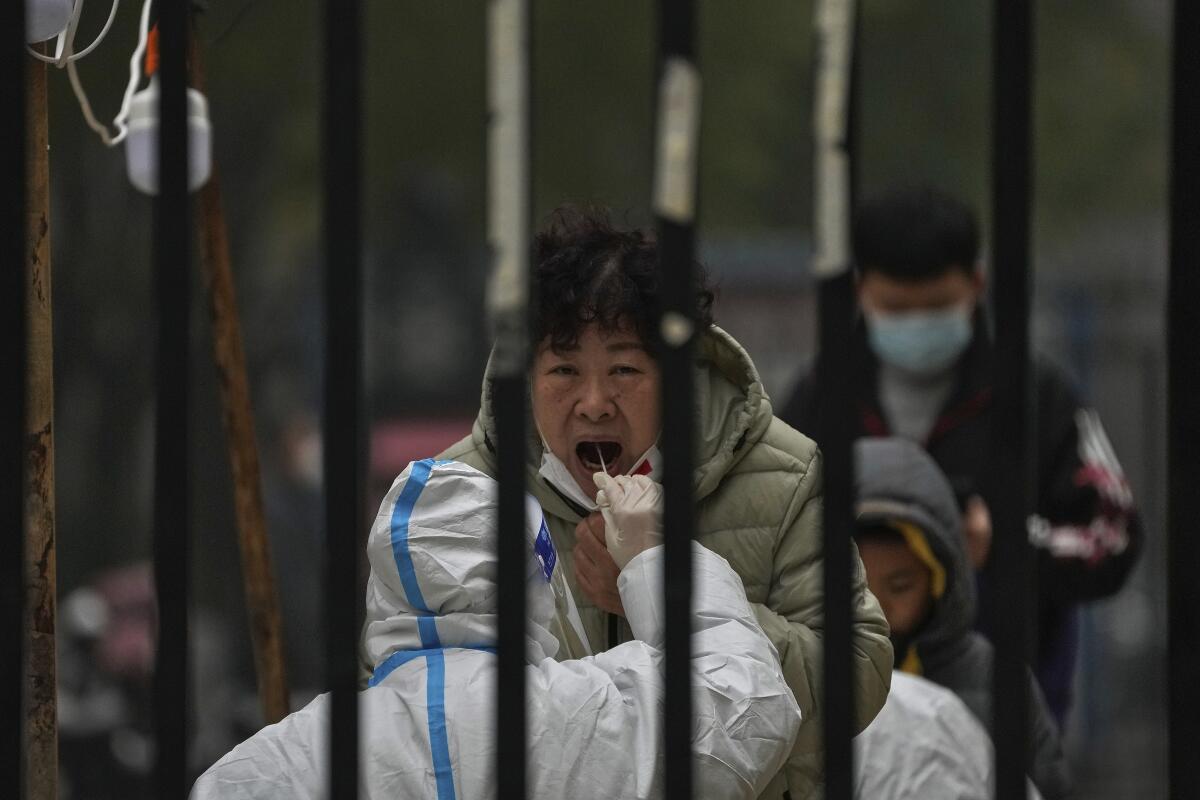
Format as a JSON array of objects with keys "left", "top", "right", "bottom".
[{"left": 593, "top": 472, "right": 664, "bottom": 569}]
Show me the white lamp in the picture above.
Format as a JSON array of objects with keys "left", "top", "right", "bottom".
[
  {"left": 26, "top": 0, "right": 74, "bottom": 44},
  {"left": 124, "top": 76, "right": 213, "bottom": 196}
]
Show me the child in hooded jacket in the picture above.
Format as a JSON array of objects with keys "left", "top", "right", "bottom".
[{"left": 854, "top": 437, "right": 1071, "bottom": 800}]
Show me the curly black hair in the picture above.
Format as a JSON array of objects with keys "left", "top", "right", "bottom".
[{"left": 531, "top": 204, "right": 715, "bottom": 352}]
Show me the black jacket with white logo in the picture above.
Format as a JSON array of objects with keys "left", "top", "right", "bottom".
[{"left": 781, "top": 310, "right": 1143, "bottom": 721}]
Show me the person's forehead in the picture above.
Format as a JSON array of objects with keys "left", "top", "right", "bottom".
[
  {"left": 859, "top": 269, "right": 974, "bottom": 305},
  {"left": 539, "top": 327, "right": 648, "bottom": 356},
  {"left": 859, "top": 536, "right": 926, "bottom": 572},
  {"left": 603, "top": 340, "right": 647, "bottom": 354}
]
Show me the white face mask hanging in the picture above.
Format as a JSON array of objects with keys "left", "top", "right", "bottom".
[{"left": 537, "top": 448, "right": 599, "bottom": 511}]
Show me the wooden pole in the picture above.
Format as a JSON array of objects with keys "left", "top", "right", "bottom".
[
  {"left": 188, "top": 27, "right": 290, "bottom": 724},
  {"left": 24, "top": 46, "right": 58, "bottom": 800}
]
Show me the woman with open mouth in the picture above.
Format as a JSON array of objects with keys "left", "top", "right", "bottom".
[{"left": 401, "top": 203, "right": 894, "bottom": 800}]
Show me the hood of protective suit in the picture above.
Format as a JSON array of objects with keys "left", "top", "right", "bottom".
[
  {"left": 468, "top": 325, "right": 773, "bottom": 522},
  {"left": 361, "top": 459, "right": 586, "bottom": 673},
  {"left": 854, "top": 671, "right": 994, "bottom": 799},
  {"left": 854, "top": 436, "right": 974, "bottom": 672}
]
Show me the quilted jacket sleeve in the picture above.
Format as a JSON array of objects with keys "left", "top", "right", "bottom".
[
  {"left": 749, "top": 446, "right": 894, "bottom": 798},
  {"left": 549, "top": 542, "right": 802, "bottom": 800}
]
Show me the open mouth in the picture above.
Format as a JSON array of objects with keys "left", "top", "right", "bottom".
[{"left": 576, "top": 441, "right": 622, "bottom": 473}]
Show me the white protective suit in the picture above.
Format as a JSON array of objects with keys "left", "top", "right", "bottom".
[
  {"left": 854, "top": 672, "right": 1045, "bottom": 800},
  {"left": 193, "top": 459, "right": 800, "bottom": 800}
]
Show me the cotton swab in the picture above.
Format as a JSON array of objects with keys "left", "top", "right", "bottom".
[{"left": 595, "top": 443, "right": 609, "bottom": 476}]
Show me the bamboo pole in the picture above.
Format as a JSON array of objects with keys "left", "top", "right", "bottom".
[
  {"left": 188, "top": 28, "right": 290, "bottom": 724},
  {"left": 24, "top": 47, "right": 57, "bottom": 800}
]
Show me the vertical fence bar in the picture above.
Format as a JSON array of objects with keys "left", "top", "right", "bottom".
[
  {"left": 3, "top": 3, "right": 28, "bottom": 798},
  {"left": 812, "top": 1, "right": 857, "bottom": 797},
  {"left": 1168, "top": 1, "right": 1200, "bottom": 797},
  {"left": 322, "top": 0, "right": 363, "bottom": 796},
  {"left": 152, "top": 1, "right": 192, "bottom": 796},
  {"left": 487, "top": 0, "right": 531, "bottom": 797},
  {"left": 990, "top": 1, "right": 1034, "bottom": 797},
  {"left": 653, "top": 2, "right": 700, "bottom": 798}
]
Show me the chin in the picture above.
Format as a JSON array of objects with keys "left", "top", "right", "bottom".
[{"left": 572, "top": 463, "right": 596, "bottom": 483}]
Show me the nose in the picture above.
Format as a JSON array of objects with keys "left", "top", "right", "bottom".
[{"left": 574, "top": 375, "right": 616, "bottom": 422}]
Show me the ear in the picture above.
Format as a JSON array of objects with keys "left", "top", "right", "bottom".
[{"left": 970, "top": 264, "right": 986, "bottom": 294}]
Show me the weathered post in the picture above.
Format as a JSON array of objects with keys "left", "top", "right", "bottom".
[
  {"left": 24, "top": 41, "right": 58, "bottom": 800},
  {"left": 188, "top": 25, "right": 290, "bottom": 726}
]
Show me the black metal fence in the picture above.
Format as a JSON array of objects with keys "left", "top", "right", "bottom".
[
  {"left": 4, "top": 1, "right": 1197, "bottom": 798},
  {"left": 4, "top": 3, "right": 28, "bottom": 799},
  {"left": 321, "top": 0, "right": 364, "bottom": 798},
  {"left": 989, "top": 3, "right": 1033, "bottom": 797},
  {"left": 151, "top": 3, "right": 191, "bottom": 798},
  {"left": 1168, "top": 1, "right": 1199, "bottom": 796}
]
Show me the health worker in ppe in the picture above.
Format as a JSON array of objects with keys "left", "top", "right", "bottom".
[
  {"left": 854, "top": 672, "right": 1045, "bottom": 800},
  {"left": 192, "top": 459, "right": 801, "bottom": 799}
]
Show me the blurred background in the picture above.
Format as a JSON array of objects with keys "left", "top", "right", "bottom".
[{"left": 42, "top": 0, "right": 1167, "bottom": 796}]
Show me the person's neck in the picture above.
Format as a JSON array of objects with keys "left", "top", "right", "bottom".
[{"left": 879, "top": 361, "right": 957, "bottom": 389}]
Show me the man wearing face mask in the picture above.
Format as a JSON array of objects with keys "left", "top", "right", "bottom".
[
  {"left": 404, "top": 204, "right": 893, "bottom": 800},
  {"left": 779, "top": 184, "right": 1143, "bottom": 727}
]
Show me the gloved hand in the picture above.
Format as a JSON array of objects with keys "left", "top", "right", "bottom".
[{"left": 593, "top": 472, "right": 664, "bottom": 569}]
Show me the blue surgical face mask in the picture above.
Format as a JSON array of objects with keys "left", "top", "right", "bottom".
[{"left": 865, "top": 305, "right": 973, "bottom": 377}]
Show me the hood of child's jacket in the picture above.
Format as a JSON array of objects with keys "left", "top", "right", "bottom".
[
  {"left": 854, "top": 437, "right": 975, "bottom": 667},
  {"left": 468, "top": 325, "right": 773, "bottom": 522}
]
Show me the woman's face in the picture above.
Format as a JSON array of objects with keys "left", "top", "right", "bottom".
[{"left": 530, "top": 323, "right": 661, "bottom": 500}]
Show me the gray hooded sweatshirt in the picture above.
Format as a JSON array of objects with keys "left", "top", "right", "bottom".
[{"left": 855, "top": 436, "right": 1071, "bottom": 800}]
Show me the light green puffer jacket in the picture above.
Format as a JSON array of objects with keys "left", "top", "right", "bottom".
[{"left": 437, "top": 326, "right": 893, "bottom": 799}]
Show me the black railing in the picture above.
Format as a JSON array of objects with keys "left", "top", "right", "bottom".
[
  {"left": 322, "top": 0, "right": 364, "bottom": 797},
  {"left": 989, "top": 2, "right": 1034, "bottom": 798},
  {"left": 3, "top": 2, "right": 28, "bottom": 798},
  {"left": 654, "top": 2, "right": 700, "bottom": 798},
  {"left": 812, "top": 1, "right": 859, "bottom": 797},
  {"left": 151, "top": 3, "right": 192, "bottom": 798},
  {"left": 487, "top": 1, "right": 533, "bottom": 798},
  {"left": 5, "top": 3, "right": 1193, "bottom": 798},
  {"left": 1168, "top": 2, "right": 1198, "bottom": 798}
]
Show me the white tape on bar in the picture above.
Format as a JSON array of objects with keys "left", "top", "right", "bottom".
[
  {"left": 653, "top": 57, "right": 702, "bottom": 225},
  {"left": 813, "top": 0, "right": 856, "bottom": 279},
  {"left": 487, "top": 0, "right": 530, "bottom": 372}
]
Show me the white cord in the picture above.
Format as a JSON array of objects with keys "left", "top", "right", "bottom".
[
  {"left": 66, "top": 56, "right": 117, "bottom": 145},
  {"left": 27, "top": 0, "right": 121, "bottom": 65},
  {"left": 110, "top": 0, "right": 156, "bottom": 144},
  {"left": 48, "top": 0, "right": 153, "bottom": 148},
  {"left": 54, "top": 0, "right": 83, "bottom": 65},
  {"left": 66, "top": 0, "right": 120, "bottom": 59}
]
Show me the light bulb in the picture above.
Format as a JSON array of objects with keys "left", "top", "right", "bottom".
[
  {"left": 26, "top": 0, "right": 75, "bottom": 44},
  {"left": 124, "top": 76, "right": 213, "bottom": 196}
]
